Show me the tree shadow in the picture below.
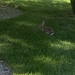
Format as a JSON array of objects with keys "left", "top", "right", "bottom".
[
  {"left": 0, "top": 0, "right": 75, "bottom": 75},
  {"left": 2, "top": 0, "right": 72, "bottom": 16}
]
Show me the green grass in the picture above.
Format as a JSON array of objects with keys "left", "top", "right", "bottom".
[{"left": 0, "top": 0, "right": 75, "bottom": 75}]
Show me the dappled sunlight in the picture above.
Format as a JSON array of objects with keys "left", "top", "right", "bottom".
[
  {"left": 0, "top": 35, "right": 34, "bottom": 49},
  {"left": 13, "top": 63, "right": 42, "bottom": 75},
  {"left": 24, "top": 0, "right": 42, "bottom": 2},
  {"left": 15, "top": 21, "right": 36, "bottom": 27},
  {"left": 0, "top": 0, "right": 71, "bottom": 18},
  {"left": 3, "top": 0, "right": 70, "bottom": 3},
  {"left": 0, "top": 0, "right": 71, "bottom": 5},
  {"left": 52, "top": 0, "right": 70, "bottom": 3},
  {"left": 13, "top": 72, "right": 42, "bottom": 75},
  {"left": 63, "top": 0, "right": 70, "bottom": 3},
  {"left": 0, "top": 43, "right": 10, "bottom": 53},
  {"left": 34, "top": 55, "right": 68, "bottom": 66},
  {"left": 0, "top": 0, "right": 74, "bottom": 75},
  {"left": 34, "top": 56, "right": 57, "bottom": 65},
  {"left": 13, "top": 64, "right": 24, "bottom": 69},
  {"left": 0, "top": 43, "right": 9, "bottom": 47},
  {"left": 49, "top": 40, "right": 75, "bottom": 50}
]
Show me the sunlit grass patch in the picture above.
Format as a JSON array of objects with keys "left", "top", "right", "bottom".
[
  {"left": 0, "top": 43, "right": 10, "bottom": 53},
  {"left": 13, "top": 72, "right": 42, "bottom": 75},
  {"left": 34, "top": 55, "right": 69, "bottom": 66},
  {"left": 53, "top": 0, "right": 70, "bottom": 3},
  {"left": 63, "top": 0, "right": 70, "bottom": 3},
  {"left": 33, "top": 55, "right": 75, "bottom": 75},
  {"left": 34, "top": 55, "right": 57, "bottom": 65},
  {"left": 0, "top": 0, "right": 75, "bottom": 75},
  {"left": 0, "top": 34, "right": 35, "bottom": 49},
  {"left": 15, "top": 21, "right": 36, "bottom": 27},
  {"left": 49, "top": 40, "right": 75, "bottom": 50}
]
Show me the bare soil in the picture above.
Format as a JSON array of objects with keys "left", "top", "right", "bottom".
[{"left": 0, "top": 4, "right": 23, "bottom": 20}]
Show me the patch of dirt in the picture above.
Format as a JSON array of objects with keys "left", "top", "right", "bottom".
[
  {"left": 0, "top": 4, "right": 24, "bottom": 20},
  {"left": 0, "top": 60, "right": 13, "bottom": 75}
]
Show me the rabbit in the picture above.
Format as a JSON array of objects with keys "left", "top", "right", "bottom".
[{"left": 39, "top": 21, "right": 54, "bottom": 35}]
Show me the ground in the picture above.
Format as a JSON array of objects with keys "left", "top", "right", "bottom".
[
  {"left": 0, "top": 0, "right": 75, "bottom": 75},
  {"left": 0, "top": 3, "right": 23, "bottom": 20},
  {"left": 0, "top": 4, "right": 23, "bottom": 75}
]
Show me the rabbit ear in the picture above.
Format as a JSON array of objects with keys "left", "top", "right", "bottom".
[{"left": 41, "top": 21, "right": 45, "bottom": 26}]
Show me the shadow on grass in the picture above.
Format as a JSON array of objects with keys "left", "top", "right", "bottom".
[
  {"left": 1, "top": 0, "right": 72, "bottom": 16},
  {"left": 0, "top": 0, "right": 75, "bottom": 75}
]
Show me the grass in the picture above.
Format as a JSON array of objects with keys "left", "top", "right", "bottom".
[{"left": 0, "top": 0, "right": 75, "bottom": 75}]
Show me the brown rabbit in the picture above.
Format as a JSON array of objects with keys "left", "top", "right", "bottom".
[{"left": 39, "top": 21, "right": 54, "bottom": 35}]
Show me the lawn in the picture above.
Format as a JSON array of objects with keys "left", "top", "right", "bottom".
[{"left": 0, "top": 0, "right": 75, "bottom": 75}]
